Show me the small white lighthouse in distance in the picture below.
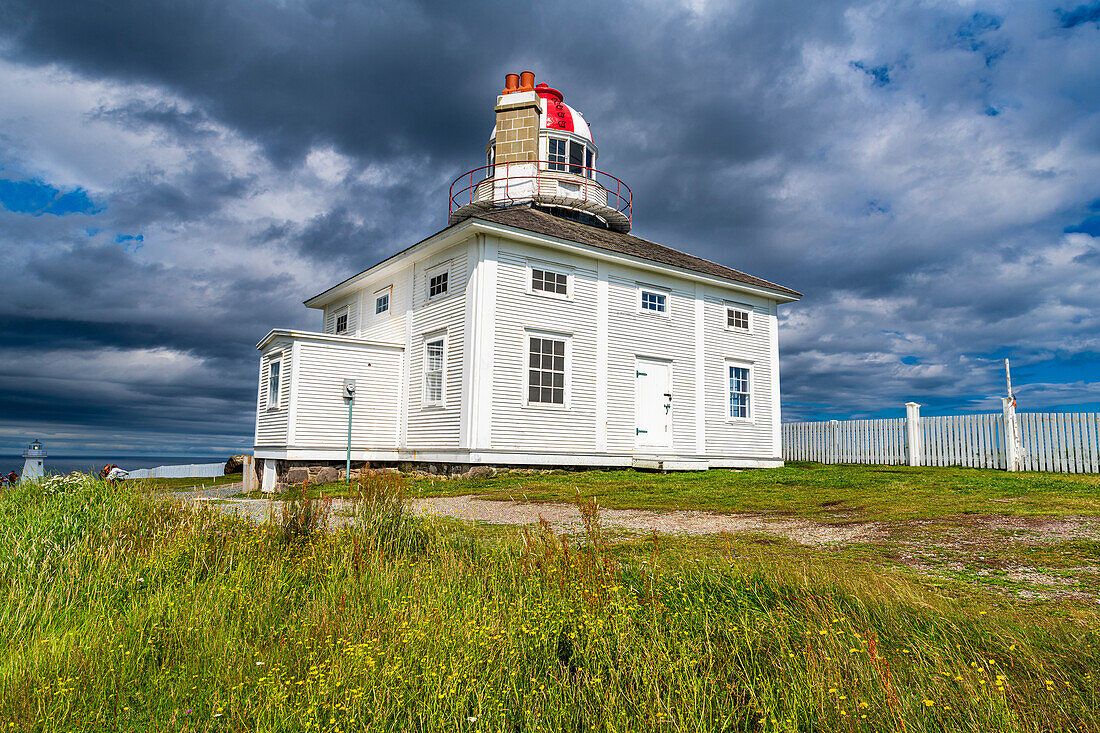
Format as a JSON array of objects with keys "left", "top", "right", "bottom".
[{"left": 21, "top": 440, "right": 46, "bottom": 482}]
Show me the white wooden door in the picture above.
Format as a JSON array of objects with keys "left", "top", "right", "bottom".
[{"left": 635, "top": 358, "right": 672, "bottom": 448}]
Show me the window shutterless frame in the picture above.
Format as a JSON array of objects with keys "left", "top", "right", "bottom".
[
  {"left": 374, "top": 285, "right": 392, "bottom": 315},
  {"left": 266, "top": 356, "right": 282, "bottom": 410},
  {"left": 526, "top": 259, "right": 573, "bottom": 300},
  {"left": 423, "top": 334, "right": 446, "bottom": 408},
  {"left": 725, "top": 302, "right": 753, "bottom": 332},
  {"left": 725, "top": 359, "right": 753, "bottom": 422},
  {"left": 523, "top": 329, "right": 571, "bottom": 408},
  {"left": 332, "top": 306, "right": 349, "bottom": 334},
  {"left": 426, "top": 262, "right": 451, "bottom": 301},
  {"left": 637, "top": 284, "right": 671, "bottom": 317}
]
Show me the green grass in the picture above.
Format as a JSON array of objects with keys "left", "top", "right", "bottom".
[
  {"left": 1, "top": 472, "right": 1098, "bottom": 731},
  {"left": 286, "top": 463, "right": 1100, "bottom": 522}
]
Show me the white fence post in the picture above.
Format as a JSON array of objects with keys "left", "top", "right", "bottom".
[
  {"left": 905, "top": 402, "right": 922, "bottom": 467},
  {"left": 1002, "top": 397, "right": 1022, "bottom": 472},
  {"left": 829, "top": 420, "right": 839, "bottom": 464}
]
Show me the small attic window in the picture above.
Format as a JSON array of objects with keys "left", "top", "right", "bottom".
[
  {"left": 335, "top": 311, "right": 348, "bottom": 334},
  {"left": 726, "top": 306, "right": 751, "bottom": 332}
]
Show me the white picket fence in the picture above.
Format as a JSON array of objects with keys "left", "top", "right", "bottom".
[
  {"left": 783, "top": 411, "right": 1100, "bottom": 474},
  {"left": 125, "top": 462, "right": 225, "bottom": 479}
]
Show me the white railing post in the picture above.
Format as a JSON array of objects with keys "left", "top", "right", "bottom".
[
  {"left": 905, "top": 402, "right": 922, "bottom": 466},
  {"left": 1002, "top": 397, "right": 1022, "bottom": 472},
  {"left": 829, "top": 419, "right": 839, "bottom": 464}
]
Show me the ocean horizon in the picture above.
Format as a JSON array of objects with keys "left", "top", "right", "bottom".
[{"left": 2, "top": 455, "right": 233, "bottom": 476}]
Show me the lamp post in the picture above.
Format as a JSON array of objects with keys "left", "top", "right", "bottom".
[{"left": 343, "top": 379, "right": 356, "bottom": 483}]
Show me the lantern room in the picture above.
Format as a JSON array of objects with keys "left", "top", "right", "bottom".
[{"left": 449, "top": 72, "right": 632, "bottom": 232}]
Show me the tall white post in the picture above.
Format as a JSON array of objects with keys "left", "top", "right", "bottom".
[
  {"left": 905, "top": 402, "right": 922, "bottom": 467},
  {"left": 829, "top": 419, "right": 839, "bottom": 463},
  {"left": 1002, "top": 397, "right": 1022, "bottom": 472}
]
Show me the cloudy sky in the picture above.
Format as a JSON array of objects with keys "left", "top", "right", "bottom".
[{"left": 2, "top": 0, "right": 1099, "bottom": 457}]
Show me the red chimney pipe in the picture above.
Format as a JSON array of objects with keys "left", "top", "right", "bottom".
[
  {"left": 501, "top": 73, "right": 520, "bottom": 95},
  {"left": 519, "top": 70, "right": 535, "bottom": 91}
]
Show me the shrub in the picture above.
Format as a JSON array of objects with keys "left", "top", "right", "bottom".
[{"left": 349, "top": 471, "right": 431, "bottom": 556}]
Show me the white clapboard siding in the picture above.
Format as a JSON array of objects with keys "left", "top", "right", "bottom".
[
  {"left": 702, "top": 295, "right": 776, "bottom": 458},
  {"left": 784, "top": 411, "right": 1100, "bottom": 473},
  {"left": 323, "top": 294, "right": 360, "bottom": 336},
  {"left": 606, "top": 266, "right": 701, "bottom": 454},
  {"left": 406, "top": 244, "right": 468, "bottom": 449},
  {"left": 359, "top": 276, "right": 407, "bottom": 343},
  {"left": 293, "top": 341, "right": 404, "bottom": 449},
  {"left": 255, "top": 345, "right": 291, "bottom": 446},
  {"left": 491, "top": 243, "right": 600, "bottom": 451}
]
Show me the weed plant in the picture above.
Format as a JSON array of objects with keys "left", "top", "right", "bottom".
[{"left": 0, "top": 473, "right": 1097, "bottom": 731}]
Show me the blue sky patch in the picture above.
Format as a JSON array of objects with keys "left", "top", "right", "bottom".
[
  {"left": 850, "top": 61, "right": 891, "bottom": 86},
  {"left": 1058, "top": 2, "right": 1100, "bottom": 28},
  {"left": 0, "top": 178, "right": 101, "bottom": 216},
  {"left": 1065, "top": 214, "right": 1100, "bottom": 237}
]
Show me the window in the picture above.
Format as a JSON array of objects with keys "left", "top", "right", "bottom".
[
  {"left": 335, "top": 311, "right": 348, "bottom": 334},
  {"left": 267, "top": 359, "right": 281, "bottom": 409},
  {"left": 548, "top": 138, "right": 567, "bottom": 171},
  {"left": 728, "top": 364, "right": 751, "bottom": 420},
  {"left": 424, "top": 338, "right": 445, "bottom": 406},
  {"left": 640, "top": 289, "right": 667, "bottom": 313},
  {"left": 375, "top": 293, "right": 390, "bottom": 315},
  {"left": 585, "top": 148, "right": 594, "bottom": 178},
  {"left": 486, "top": 147, "right": 495, "bottom": 178},
  {"left": 428, "top": 271, "right": 448, "bottom": 298},
  {"left": 527, "top": 336, "right": 565, "bottom": 405},
  {"left": 727, "top": 306, "right": 750, "bottom": 331},
  {"left": 531, "top": 267, "right": 568, "bottom": 296},
  {"left": 569, "top": 140, "right": 585, "bottom": 175}
]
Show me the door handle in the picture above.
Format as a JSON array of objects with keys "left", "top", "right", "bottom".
[
  {"left": 664, "top": 393, "right": 672, "bottom": 400},
  {"left": 636, "top": 428, "right": 648, "bottom": 434}
]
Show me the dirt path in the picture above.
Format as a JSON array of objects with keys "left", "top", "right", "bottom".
[
  {"left": 409, "top": 495, "right": 883, "bottom": 545},
  {"left": 175, "top": 490, "right": 881, "bottom": 545}
]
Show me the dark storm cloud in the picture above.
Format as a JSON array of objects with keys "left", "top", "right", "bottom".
[{"left": 1, "top": 0, "right": 1099, "bottom": 454}]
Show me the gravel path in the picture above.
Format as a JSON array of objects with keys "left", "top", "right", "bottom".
[{"left": 169, "top": 488, "right": 881, "bottom": 546}]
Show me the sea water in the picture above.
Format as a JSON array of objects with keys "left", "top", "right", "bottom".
[{"left": 0, "top": 456, "right": 229, "bottom": 476}]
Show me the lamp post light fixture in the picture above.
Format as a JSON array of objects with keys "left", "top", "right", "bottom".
[{"left": 342, "top": 379, "right": 356, "bottom": 483}]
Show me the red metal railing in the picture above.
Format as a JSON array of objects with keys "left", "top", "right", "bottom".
[{"left": 449, "top": 160, "right": 632, "bottom": 224}]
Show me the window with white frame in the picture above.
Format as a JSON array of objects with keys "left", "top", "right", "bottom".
[
  {"left": 639, "top": 288, "right": 668, "bottom": 314},
  {"left": 334, "top": 309, "right": 348, "bottom": 334},
  {"left": 531, "top": 266, "right": 568, "bottom": 296},
  {"left": 428, "top": 270, "right": 448, "bottom": 299},
  {"left": 424, "top": 337, "right": 445, "bottom": 406},
  {"left": 527, "top": 335, "right": 566, "bottom": 405},
  {"left": 546, "top": 137, "right": 593, "bottom": 178},
  {"left": 728, "top": 363, "right": 751, "bottom": 420},
  {"left": 547, "top": 138, "right": 567, "bottom": 171},
  {"left": 568, "top": 139, "right": 585, "bottom": 175},
  {"left": 375, "top": 290, "right": 390, "bottom": 315},
  {"left": 267, "top": 358, "right": 281, "bottom": 409},
  {"left": 727, "top": 306, "right": 751, "bottom": 331}
]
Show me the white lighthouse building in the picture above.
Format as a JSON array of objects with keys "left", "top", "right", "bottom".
[
  {"left": 21, "top": 440, "right": 46, "bottom": 482},
  {"left": 252, "top": 72, "right": 801, "bottom": 491}
]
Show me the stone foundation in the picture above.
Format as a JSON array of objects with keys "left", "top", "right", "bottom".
[{"left": 254, "top": 458, "right": 578, "bottom": 494}]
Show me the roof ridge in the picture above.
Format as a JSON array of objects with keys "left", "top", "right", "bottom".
[{"left": 475, "top": 206, "right": 801, "bottom": 297}]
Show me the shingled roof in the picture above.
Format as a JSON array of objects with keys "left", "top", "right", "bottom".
[{"left": 469, "top": 206, "right": 801, "bottom": 298}]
